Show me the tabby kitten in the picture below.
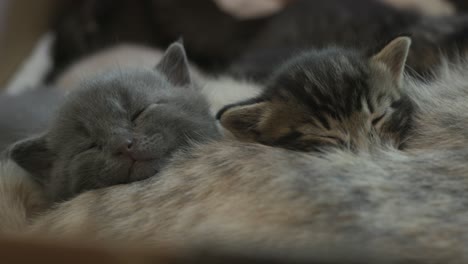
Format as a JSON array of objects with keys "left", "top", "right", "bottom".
[
  {"left": 7, "top": 42, "right": 220, "bottom": 202},
  {"left": 217, "top": 37, "right": 414, "bottom": 152}
]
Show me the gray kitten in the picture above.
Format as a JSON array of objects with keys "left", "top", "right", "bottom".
[
  {"left": 218, "top": 37, "right": 414, "bottom": 152},
  {"left": 7, "top": 42, "right": 220, "bottom": 202}
]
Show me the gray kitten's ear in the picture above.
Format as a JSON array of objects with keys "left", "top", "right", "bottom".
[
  {"left": 155, "top": 42, "right": 192, "bottom": 87},
  {"left": 8, "top": 135, "right": 54, "bottom": 184},
  {"left": 371, "top": 36, "right": 411, "bottom": 85},
  {"left": 217, "top": 100, "right": 270, "bottom": 141}
]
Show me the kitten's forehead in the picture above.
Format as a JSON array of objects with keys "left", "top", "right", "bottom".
[
  {"left": 52, "top": 71, "right": 157, "bottom": 127},
  {"left": 267, "top": 48, "right": 370, "bottom": 101},
  {"left": 52, "top": 68, "right": 208, "bottom": 136},
  {"left": 262, "top": 47, "right": 400, "bottom": 120},
  {"left": 289, "top": 48, "right": 368, "bottom": 87},
  {"left": 70, "top": 70, "right": 170, "bottom": 107}
]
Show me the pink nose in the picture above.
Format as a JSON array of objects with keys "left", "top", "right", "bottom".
[{"left": 116, "top": 140, "right": 135, "bottom": 159}]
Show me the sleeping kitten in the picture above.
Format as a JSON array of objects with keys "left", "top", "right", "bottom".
[
  {"left": 6, "top": 42, "right": 220, "bottom": 202},
  {"left": 217, "top": 37, "right": 414, "bottom": 152}
]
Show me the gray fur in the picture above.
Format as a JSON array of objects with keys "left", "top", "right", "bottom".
[
  {"left": 7, "top": 43, "right": 220, "bottom": 202},
  {"left": 0, "top": 90, "right": 64, "bottom": 152}
]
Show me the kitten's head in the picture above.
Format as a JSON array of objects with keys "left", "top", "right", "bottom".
[
  {"left": 9, "top": 42, "right": 220, "bottom": 202},
  {"left": 218, "top": 37, "right": 414, "bottom": 152}
]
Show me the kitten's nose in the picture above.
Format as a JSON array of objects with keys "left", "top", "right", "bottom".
[{"left": 116, "top": 139, "right": 135, "bottom": 160}]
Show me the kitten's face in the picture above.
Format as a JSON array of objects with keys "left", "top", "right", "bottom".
[
  {"left": 10, "top": 43, "right": 220, "bottom": 201},
  {"left": 218, "top": 37, "right": 414, "bottom": 152}
]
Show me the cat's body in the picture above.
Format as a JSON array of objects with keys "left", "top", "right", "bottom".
[
  {"left": 6, "top": 43, "right": 221, "bottom": 203},
  {"left": 2, "top": 141, "right": 468, "bottom": 262},
  {"left": 3, "top": 54, "right": 468, "bottom": 262}
]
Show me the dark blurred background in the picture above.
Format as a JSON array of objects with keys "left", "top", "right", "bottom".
[{"left": 1, "top": 0, "right": 468, "bottom": 88}]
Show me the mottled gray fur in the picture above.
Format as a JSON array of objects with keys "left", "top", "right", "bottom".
[
  {"left": 8, "top": 141, "right": 468, "bottom": 262},
  {"left": 6, "top": 43, "right": 220, "bottom": 202}
]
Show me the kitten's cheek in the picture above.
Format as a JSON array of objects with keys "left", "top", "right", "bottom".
[
  {"left": 68, "top": 158, "right": 100, "bottom": 193},
  {"left": 130, "top": 161, "right": 159, "bottom": 181},
  {"left": 377, "top": 129, "right": 399, "bottom": 148}
]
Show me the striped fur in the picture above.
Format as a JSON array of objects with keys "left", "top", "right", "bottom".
[{"left": 218, "top": 37, "right": 414, "bottom": 152}]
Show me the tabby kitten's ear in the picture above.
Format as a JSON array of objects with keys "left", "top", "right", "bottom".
[
  {"left": 217, "top": 100, "right": 271, "bottom": 141},
  {"left": 155, "top": 42, "right": 192, "bottom": 87},
  {"left": 371, "top": 36, "right": 411, "bottom": 85},
  {"left": 8, "top": 135, "right": 54, "bottom": 185}
]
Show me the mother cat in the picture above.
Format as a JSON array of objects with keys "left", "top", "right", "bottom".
[{"left": 3, "top": 40, "right": 468, "bottom": 262}]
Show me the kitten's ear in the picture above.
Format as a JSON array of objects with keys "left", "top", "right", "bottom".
[
  {"left": 8, "top": 135, "right": 54, "bottom": 184},
  {"left": 371, "top": 36, "right": 411, "bottom": 85},
  {"left": 217, "top": 101, "right": 270, "bottom": 141},
  {"left": 155, "top": 42, "right": 192, "bottom": 87}
]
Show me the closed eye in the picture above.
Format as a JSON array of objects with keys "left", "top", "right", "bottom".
[
  {"left": 76, "top": 142, "right": 102, "bottom": 156},
  {"left": 306, "top": 134, "right": 346, "bottom": 146},
  {"left": 321, "top": 135, "right": 341, "bottom": 141},
  {"left": 305, "top": 134, "right": 342, "bottom": 142},
  {"left": 87, "top": 142, "right": 102, "bottom": 151},
  {"left": 372, "top": 112, "right": 386, "bottom": 126},
  {"left": 131, "top": 108, "right": 146, "bottom": 122},
  {"left": 390, "top": 99, "right": 402, "bottom": 109},
  {"left": 320, "top": 136, "right": 346, "bottom": 146}
]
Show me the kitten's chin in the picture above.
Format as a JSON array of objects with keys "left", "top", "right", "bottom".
[{"left": 128, "top": 160, "right": 160, "bottom": 182}]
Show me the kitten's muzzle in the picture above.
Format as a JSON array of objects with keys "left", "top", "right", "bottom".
[
  {"left": 115, "top": 139, "right": 157, "bottom": 162},
  {"left": 115, "top": 139, "right": 137, "bottom": 161}
]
